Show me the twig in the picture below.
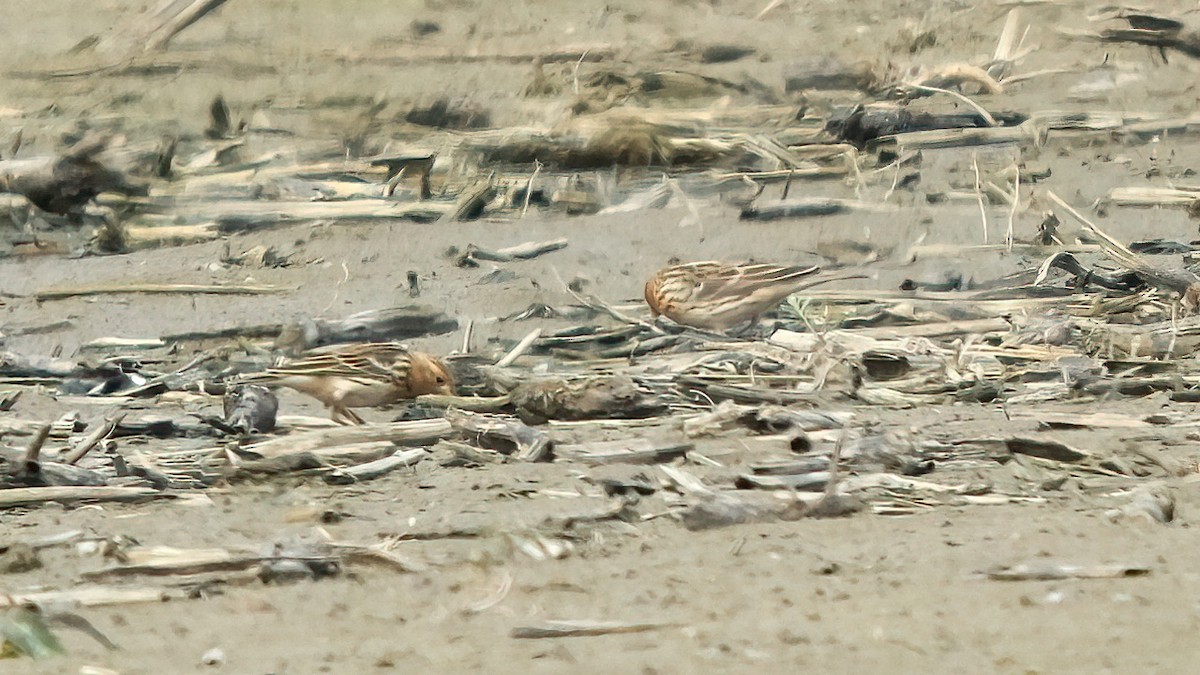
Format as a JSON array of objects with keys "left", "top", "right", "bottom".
[
  {"left": 139, "top": 0, "right": 232, "bottom": 51},
  {"left": 416, "top": 394, "right": 512, "bottom": 412},
  {"left": 867, "top": 150, "right": 919, "bottom": 175},
  {"left": 173, "top": 352, "right": 212, "bottom": 374},
  {"left": 846, "top": 147, "right": 866, "bottom": 198},
  {"left": 323, "top": 448, "right": 428, "bottom": 485},
  {"left": 1005, "top": 162, "right": 1020, "bottom": 251},
  {"left": 551, "top": 267, "right": 666, "bottom": 335},
  {"left": 63, "top": 413, "right": 126, "bottom": 465},
  {"left": 1044, "top": 191, "right": 1106, "bottom": 237},
  {"left": 466, "top": 238, "right": 568, "bottom": 263},
  {"left": 461, "top": 319, "right": 473, "bottom": 354},
  {"left": 799, "top": 425, "right": 864, "bottom": 519},
  {"left": 824, "top": 427, "right": 847, "bottom": 498},
  {"left": 520, "top": 160, "right": 542, "bottom": 219},
  {"left": 512, "top": 619, "right": 677, "bottom": 639},
  {"left": 495, "top": 329, "right": 543, "bottom": 368},
  {"left": 755, "top": 0, "right": 785, "bottom": 19},
  {"left": 990, "top": 8, "right": 1035, "bottom": 81},
  {"left": 444, "top": 409, "right": 550, "bottom": 462},
  {"left": 23, "top": 424, "right": 52, "bottom": 475},
  {"left": 235, "top": 418, "right": 453, "bottom": 460},
  {"left": 0, "top": 486, "right": 164, "bottom": 508},
  {"left": 993, "top": 9, "right": 1022, "bottom": 66},
  {"left": 883, "top": 160, "right": 901, "bottom": 202},
  {"left": 1045, "top": 190, "right": 1180, "bottom": 284},
  {"left": 572, "top": 49, "right": 590, "bottom": 95},
  {"left": 972, "top": 153, "right": 989, "bottom": 244},
  {"left": 320, "top": 260, "right": 352, "bottom": 315},
  {"left": 904, "top": 84, "right": 998, "bottom": 126},
  {"left": 0, "top": 586, "right": 172, "bottom": 609},
  {"left": 1168, "top": 302, "right": 1180, "bottom": 360},
  {"left": 383, "top": 165, "right": 407, "bottom": 197},
  {"left": 35, "top": 283, "right": 290, "bottom": 301}
]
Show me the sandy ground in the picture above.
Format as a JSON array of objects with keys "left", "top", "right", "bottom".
[{"left": 5, "top": 0, "right": 1200, "bottom": 673}]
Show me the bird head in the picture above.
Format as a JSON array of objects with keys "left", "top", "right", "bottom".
[{"left": 408, "top": 353, "right": 455, "bottom": 396}]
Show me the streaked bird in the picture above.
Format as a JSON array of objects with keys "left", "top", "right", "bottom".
[
  {"left": 644, "top": 261, "right": 822, "bottom": 331},
  {"left": 239, "top": 342, "right": 454, "bottom": 425}
]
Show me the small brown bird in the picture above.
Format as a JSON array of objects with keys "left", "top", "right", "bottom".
[
  {"left": 645, "top": 261, "right": 822, "bottom": 331},
  {"left": 239, "top": 342, "right": 454, "bottom": 425}
]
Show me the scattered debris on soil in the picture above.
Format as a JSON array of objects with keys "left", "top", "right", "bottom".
[{"left": 4, "top": 1, "right": 1200, "bottom": 670}]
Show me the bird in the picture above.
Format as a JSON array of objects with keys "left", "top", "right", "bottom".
[
  {"left": 238, "top": 342, "right": 454, "bottom": 425},
  {"left": 5, "top": 133, "right": 148, "bottom": 218},
  {"left": 644, "top": 261, "right": 823, "bottom": 331}
]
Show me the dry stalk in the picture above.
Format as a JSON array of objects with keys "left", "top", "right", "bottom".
[
  {"left": 824, "top": 427, "right": 846, "bottom": 497},
  {"left": 755, "top": 0, "right": 785, "bottom": 20},
  {"left": 1168, "top": 302, "right": 1180, "bottom": 359},
  {"left": 383, "top": 165, "right": 407, "bottom": 197},
  {"left": 973, "top": 153, "right": 988, "bottom": 244},
  {"left": 883, "top": 160, "right": 901, "bottom": 202},
  {"left": 845, "top": 147, "right": 866, "bottom": 198},
  {"left": 461, "top": 319, "right": 474, "bottom": 354},
  {"left": 35, "top": 283, "right": 290, "bottom": 301},
  {"left": 63, "top": 413, "right": 127, "bottom": 465},
  {"left": 23, "top": 424, "right": 52, "bottom": 474},
  {"left": 1005, "top": 162, "right": 1020, "bottom": 251},
  {"left": 1046, "top": 190, "right": 1197, "bottom": 296},
  {"left": 904, "top": 84, "right": 997, "bottom": 127},
  {"left": 572, "top": 49, "right": 590, "bottom": 95},
  {"left": 552, "top": 267, "right": 666, "bottom": 335},
  {"left": 320, "top": 260, "right": 352, "bottom": 315},
  {"left": 495, "top": 328, "right": 543, "bottom": 368},
  {"left": 993, "top": 9, "right": 1022, "bottom": 66},
  {"left": 520, "top": 160, "right": 542, "bottom": 219},
  {"left": 780, "top": 169, "right": 794, "bottom": 200}
]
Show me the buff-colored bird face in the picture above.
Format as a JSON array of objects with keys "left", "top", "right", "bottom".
[
  {"left": 645, "top": 261, "right": 821, "bottom": 331},
  {"left": 406, "top": 352, "right": 455, "bottom": 396}
]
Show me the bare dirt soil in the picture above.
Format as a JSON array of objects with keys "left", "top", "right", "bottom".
[{"left": 5, "top": 1, "right": 1200, "bottom": 673}]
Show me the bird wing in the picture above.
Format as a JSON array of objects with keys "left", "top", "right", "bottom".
[
  {"left": 688, "top": 262, "right": 819, "bottom": 302},
  {"left": 253, "top": 343, "right": 410, "bottom": 384}
]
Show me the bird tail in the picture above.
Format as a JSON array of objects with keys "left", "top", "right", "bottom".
[
  {"left": 786, "top": 270, "right": 869, "bottom": 294},
  {"left": 739, "top": 264, "right": 820, "bottom": 287},
  {"left": 234, "top": 370, "right": 280, "bottom": 386}
]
